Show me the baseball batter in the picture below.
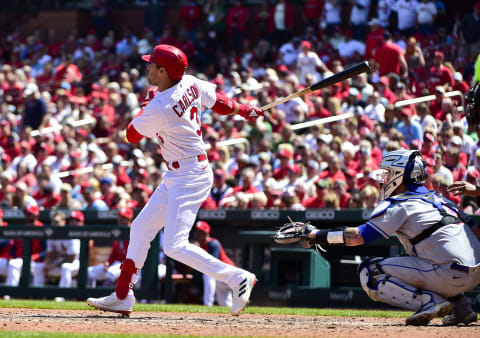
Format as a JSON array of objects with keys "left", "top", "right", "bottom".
[
  {"left": 87, "top": 44, "right": 261, "bottom": 316},
  {"left": 281, "top": 150, "right": 480, "bottom": 326}
]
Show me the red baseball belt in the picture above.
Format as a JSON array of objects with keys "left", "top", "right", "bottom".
[{"left": 167, "top": 154, "right": 207, "bottom": 170}]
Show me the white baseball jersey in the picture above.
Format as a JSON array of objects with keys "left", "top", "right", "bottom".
[
  {"left": 132, "top": 75, "right": 217, "bottom": 162},
  {"left": 350, "top": 0, "right": 370, "bottom": 25},
  {"left": 367, "top": 191, "right": 480, "bottom": 266},
  {"left": 297, "top": 51, "right": 324, "bottom": 85}
]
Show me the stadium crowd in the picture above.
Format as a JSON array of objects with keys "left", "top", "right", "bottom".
[{"left": 1, "top": 0, "right": 480, "bottom": 222}]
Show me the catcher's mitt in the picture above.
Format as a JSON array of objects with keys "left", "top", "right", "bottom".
[{"left": 272, "top": 217, "right": 326, "bottom": 252}]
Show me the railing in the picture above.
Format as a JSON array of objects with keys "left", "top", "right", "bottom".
[
  {"left": 204, "top": 137, "right": 250, "bottom": 153},
  {"left": 290, "top": 113, "right": 353, "bottom": 131},
  {"left": 53, "top": 138, "right": 251, "bottom": 179},
  {"left": 30, "top": 117, "right": 96, "bottom": 137},
  {"left": 394, "top": 90, "right": 465, "bottom": 112}
]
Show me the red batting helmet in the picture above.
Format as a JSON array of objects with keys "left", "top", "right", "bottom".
[{"left": 141, "top": 44, "right": 188, "bottom": 81}]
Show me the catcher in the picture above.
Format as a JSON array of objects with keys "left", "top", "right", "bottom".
[{"left": 274, "top": 150, "right": 480, "bottom": 326}]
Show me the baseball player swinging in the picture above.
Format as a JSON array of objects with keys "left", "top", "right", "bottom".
[
  {"left": 274, "top": 150, "right": 480, "bottom": 326},
  {"left": 87, "top": 44, "right": 261, "bottom": 316}
]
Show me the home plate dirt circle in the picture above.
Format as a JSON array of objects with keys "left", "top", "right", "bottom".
[{"left": 0, "top": 308, "right": 478, "bottom": 337}]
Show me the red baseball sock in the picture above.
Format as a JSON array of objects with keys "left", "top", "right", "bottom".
[{"left": 115, "top": 259, "right": 138, "bottom": 299}]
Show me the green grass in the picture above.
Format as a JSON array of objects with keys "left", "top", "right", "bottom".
[
  {"left": 0, "top": 298, "right": 410, "bottom": 318},
  {"left": 0, "top": 333, "right": 226, "bottom": 338}
]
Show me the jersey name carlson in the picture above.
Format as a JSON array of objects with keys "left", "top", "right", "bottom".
[{"left": 173, "top": 84, "right": 199, "bottom": 117}]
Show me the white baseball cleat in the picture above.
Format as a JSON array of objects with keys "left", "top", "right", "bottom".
[
  {"left": 231, "top": 273, "right": 257, "bottom": 316},
  {"left": 405, "top": 301, "right": 452, "bottom": 326},
  {"left": 87, "top": 290, "right": 135, "bottom": 317}
]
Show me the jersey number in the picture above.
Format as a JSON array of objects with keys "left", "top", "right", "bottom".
[{"left": 190, "top": 106, "right": 201, "bottom": 136}]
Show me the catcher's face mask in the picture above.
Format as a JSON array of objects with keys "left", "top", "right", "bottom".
[
  {"left": 375, "top": 168, "right": 391, "bottom": 200},
  {"left": 466, "top": 84, "right": 480, "bottom": 134}
]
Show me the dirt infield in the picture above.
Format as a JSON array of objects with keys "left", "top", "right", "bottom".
[{"left": 0, "top": 308, "right": 478, "bottom": 337}]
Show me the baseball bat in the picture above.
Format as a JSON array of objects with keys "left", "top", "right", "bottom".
[{"left": 260, "top": 61, "right": 371, "bottom": 111}]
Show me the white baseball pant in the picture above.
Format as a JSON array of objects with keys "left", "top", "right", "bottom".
[
  {"left": 203, "top": 274, "right": 232, "bottom": 307},
  {"left": 33, "top": 261, "right": 80, "bottom": 287},
  {"left": 87, "top": 261, "right": 122, "bottom": 286},
  {"left": 4, "top": 258, "right": 26, "bottom": 286},
  {"left": 126, "top": 156, "right": 248, "bottom": 289}
]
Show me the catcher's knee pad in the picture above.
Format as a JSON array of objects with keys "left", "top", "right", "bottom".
[{"left": 357, "top": 257, "right": 435, "bottom": 311}]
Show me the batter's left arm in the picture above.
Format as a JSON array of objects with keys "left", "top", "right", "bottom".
[{"left": 211, "top": 93, "right": 263, "bottom": 121}]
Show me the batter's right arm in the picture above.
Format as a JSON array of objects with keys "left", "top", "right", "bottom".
[{"left": 126, "top": 87, "right": 158, "bottom": 143}]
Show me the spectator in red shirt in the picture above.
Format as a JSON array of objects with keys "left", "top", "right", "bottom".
[
  {"left": 365, "top": 18, "right": 385, "bottom": 59},
  {"left": 375, "top": 76, "right": 397, "bottom": 104},
  {"left": 273, "top": 148, "right": 292, "bottom": 180},
  {"left": 428, "top": 51, "right": 454, "bottom": 94},
  {"left": 318, "top": 155, "right": 346, "bottom": 182},
  {"left": 428, "top": 85, "right": 446, "bottom": 120},
  {"left": 445, "top": 147, "right": 466, "bottom": 183},
  {"left": 100, "top": 177, "right": 115, "bottom": 208},
  {"left": 226, "top": 0, "right": 249, "bottom": 47},
  {"left": 54, "top": 55, "right": 82, "bottom": 87},
  {"left": 0, "top": 209, "right": 7, "bottom": 226},
  {"left": 333, "top": 180, "right": 351, "bottom": 209},
  {"left": 269, "top": 0, "right": 295, "bottom": 45},
  {"left": 88, "top": 208, "right": 133, "bottom": 287},
  {"left": 304, "top": 0, "right": 323, "bottom": 27},
  {"left": 421, "top": 130, "right": 437, "bottom": 160},
  {"left": 452, "top": 72, "right": 469, "bottom": 94},
  {"left": 111, "top": 155, "right": 131, "bottom": 187},
  {"left": 302, "top": 179, "right": 329, "bottom": 208},
  {"left": 180, "top": 1, "right": 202, "bottom": 40},
  {"left": 308, "top": 96, "right": 331, "bottom": 119},
  {"left": 36, "top": 62, "right": 55, "bottom": 92},
  {"left": 263, "top": 178, "right": 282, "bottom": 208},
  {"left": 32, "top": 177, "right": 60, "bottom": 209},
  {"left": 372, "top": 31, "right": 408, "bottom": 77},
  {"left": 229, "top": 168, "right": 259, "bottom": 196},
  {"left": 357, "top": 141, "right": 379, "bottom": 172}
]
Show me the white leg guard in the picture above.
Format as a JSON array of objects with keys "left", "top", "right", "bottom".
[{"left": 358, "top": 257, "right": 443, "bottom": 312}]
